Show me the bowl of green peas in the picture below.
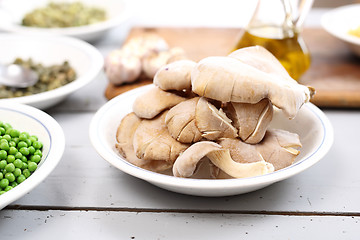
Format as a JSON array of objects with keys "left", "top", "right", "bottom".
[{"left": 0, "top": 102, "right": 65, "bottom": 210}]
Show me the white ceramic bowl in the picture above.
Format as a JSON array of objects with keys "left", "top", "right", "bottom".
[
  {"left": 0, "top": 103, "right": 65, "bottom": 209},
  {"left": 321, "top": 4, "right": 360, "bottom": 57},
  {"left": 0, "top": 0, "right": 132, "bottom": 42},
  {"left": 89, "top": 85, "right": 334, "bottom": 197},
  {"left": 0, "top": 33, "right": 103, "bottom": 109}
]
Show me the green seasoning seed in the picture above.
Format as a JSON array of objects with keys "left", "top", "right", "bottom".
[
  {"left": 22, "top": 2, "right": 106, "bottom": 28},
  {"left": 0, "top": 58, "right": 76, "bottom": 99}
]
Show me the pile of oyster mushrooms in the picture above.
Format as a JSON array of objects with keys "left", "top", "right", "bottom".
[{"left": 115, "top": 46, "right": 315, "bottom": 179}]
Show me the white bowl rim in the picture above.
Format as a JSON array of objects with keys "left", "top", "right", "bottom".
[
  {"left": 89, "top": 85, "right": 334, "bottom": 191},
  {"left": 0, "top": 102, "right": 65, "bottom": 209},
  {"left": 0, "top": 33, "right": 104, "bottom": 106},
  {"left": 321, "top": 3, "right": 360, "bottom": 46},
  {"left": 0, "top": 0, "right": 133, "bottom": 38}
]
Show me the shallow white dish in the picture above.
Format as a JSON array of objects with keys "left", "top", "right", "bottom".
[
  {"left": 0, "top": 103, "right": 65, "bottom": 210},
  {"left": 321, "top": 4, "right": 360, "bottom": 57},
  {"left": 0, "top": 33, "right": 103, "bottom": 109},
  {"left": 0, "top": 0, "right": 132, "bottom": 42},
  {"left": 89, "top": 85, "right": 334, "bottom": 197}
]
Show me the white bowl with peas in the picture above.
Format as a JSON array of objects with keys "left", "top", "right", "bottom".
[{"left": 0, "top": 102, "right": 65, "bottom": 210}]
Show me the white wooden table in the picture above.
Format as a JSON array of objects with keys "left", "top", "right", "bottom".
[{"left": 1, "top": 3, "right": 360, "bottom": 239}]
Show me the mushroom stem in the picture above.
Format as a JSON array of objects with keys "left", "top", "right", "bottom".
[{"left": 207, "top": 150, "right": 274, "bottom": 178}]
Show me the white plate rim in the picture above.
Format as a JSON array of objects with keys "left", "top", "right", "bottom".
[
  {"left": 0, "top": 102, "right": 65, "bottom": 209},
  {"left": 0, "top": 0, "right": 133, "bottom": 39},
  {"left": 321, "top": 4, "right": 360, "bottom": 46},
  {"left": 89, "top": 85, "right": 334, "bottom": 191}
]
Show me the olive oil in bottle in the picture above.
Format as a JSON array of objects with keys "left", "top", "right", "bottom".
[{"left": 232, "top": 26, "right": 311, "bottom": 80}]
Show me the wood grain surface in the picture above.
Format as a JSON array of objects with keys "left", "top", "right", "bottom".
[{"left": 105, "top": 27, "right": 360, "bottom": 108}]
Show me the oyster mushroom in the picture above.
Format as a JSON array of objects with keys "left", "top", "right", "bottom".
[
  {"left": 229, "top": 45, "right": 293, "bottom": 80},
  {"left": 173, "top": 141, "right": 222, "bottom": 178},
  {"left": 224, "top": 98, "right": 273, "bottom": 144},
  {"left": 207, "top": 149, "right": 274, "bottom": 178},
  {"left": 133, "top": 86, "right": 187, "bottom": 119},
  {"left": 154, "top": 60, "right": 196, "bottom": 92},
  {"left": 191, "top": 55, "right": 313, "bottom": 119},
  {"left": 115, "top": 113, "right": 172, "bottom": 172},
  {"left": 133, "top": 111, "right": 189, "bottom": 164},
  {"left": 195, "top": 97, "right": 238, "bottom": 140},
  {"left": 218, "top": 129, "right": 302, "bottom": 171},
  {"left": 165, "top": 97, "right": 202, "bottom": 143}
]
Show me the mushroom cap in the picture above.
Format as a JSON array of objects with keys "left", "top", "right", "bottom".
[
  {"left": 224, "top": 98, "right": 273, "bottom": 144},
  {"left": 229, "top": 45, "right": 291, "bottom": 79},
  {"left": 218, "top": 128, "right": 301, "bottom": 171},
  {"left": 195, "top": 97, "right": 238, "bottom": 140},
  {"left": 154, "top": 59, "right": 196, "bottom": 92},
  {"left": 115, "top": 113, "right": 172, "bottom": 172},
  {"left": 133, "top": 111, "right": 189, "bottom": 163},
  {"left": 165, "top": 97, "right": 202, "bottom": 143},
  {"left": 191, "top": 56, "right": 312, "bottom": 119},
  {"left": 133, "top": 86, "right": 187, "bottom": 119}
]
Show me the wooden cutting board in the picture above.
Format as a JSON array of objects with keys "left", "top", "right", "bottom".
[{"left": 105, "top": 27, "right": 360, "bottom": 108}]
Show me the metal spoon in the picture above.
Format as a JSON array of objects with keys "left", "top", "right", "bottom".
[{"left": 0, "top": 64, "right": 38, "bottom": 88}]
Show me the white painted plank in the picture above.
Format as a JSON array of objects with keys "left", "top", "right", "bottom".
[
  {"left": 7, "top": 111, "right": 360, "bottom": 214},
  {"left": 0, "top": 210, "right": 359, "bottom": 240}
]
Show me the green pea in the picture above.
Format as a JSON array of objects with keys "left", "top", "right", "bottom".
[
  {"left": 31, "top": 155, "right": 41, "bottom": 164},
  {"left": 15, "top": 152, "right": 22, "bottom": 159},
  {"left": 25, "top": 139, "right": 32, "bottom": 146},
  {"left": 0, "top": 191, "right": 6, "bottom": 195},
  {"left": 28, "top": 162, "right": 37, "bottom": 172},
  {"left": 9, "top": 129, "right": 20, "bottom": 138},
  {"left": 4, "top": 186, "right": 13, "bottom": 191},
  {"left": 8, "top": 141, "right": 16, "bottom": 148},
  {"left": 19, "top": 147, "right": 30, "bottom": 156},
  {"left": 17, "top": 175, "right": 26, "bottom": 184},
  {"left": 0, "top": 160, "right": 7, "bottom": 169},
  {"left": 21, "top": 162, "right": 28, "bottom": 170},
  {"left": 0, "top": 178, "right": 9, "bottom": 188},
  {"left": 28, "top": 146, "right": 35, "bottom": 154},
  {"left": 9, "top": 146, "right": 17, "bottom": 154},
  {"left": 13, "top": 168, "right": 21, "bottom": 177},
  {"left": 12, "top": 137, "right": 19, "bottom": 144},
  {"left": 0, "top": 127, "right": 5, "bottom": 135},
  {"left": 30, "top": 135, "right": 38, "bottom": 141},
  {"left": 13, "top": 159, "right": 23, "bottom": 168},
  {"left": 2, "top": 134, "right": 11, "bottom": 142},
  {"left": 5, "top": 163, "right": 15, "bottom": 173},
  {"left": 0, "top": 172, "right": 3, "bottom": 179},
  {"left": 19, "top": 132, "right": 29, "bottom": 141},
  {"left": 21, "top": 156, "right": 27, "bottom": 162},
  {"left": 3, "top": 123, "right": 12, "bottom": 130},
  {"left": 0, "top": 139, "right": 7, "bottom": 143},
  {"left": 7, "top": 155, "right": 15, "bottom": 163},
  {"left": 17, "top": 141, "right": 28, "bottom": 148},
  {"left": 0, "top": 150, "right": 7, "bottom": 160},
  {"left": 34, "top": 150, "right": 42, "bottom": 157},
  {"left": 23, "top": 169, "right": 31, "bottom": 178},
  {"left": 0, "top": 141, "right": 10, "bottom": 151},
  {"left": 33, "top": 141, "right": 43, "bottom": 149},
  {"left": 5, "top": 172, "right": 15, "bottom": 182},
  {"left": 10, "top": 181, "right": 18, "bottom": 188}
]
